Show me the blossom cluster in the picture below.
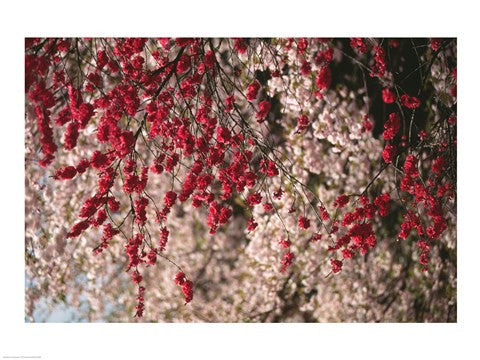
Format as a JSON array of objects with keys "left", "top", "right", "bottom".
[{"left": 25, "top": 37, "right": 456, "bottom": 322}]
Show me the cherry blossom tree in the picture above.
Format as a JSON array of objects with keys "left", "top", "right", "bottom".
[{"left": 25, "top": 37, "right": 456, "bottom": 322}]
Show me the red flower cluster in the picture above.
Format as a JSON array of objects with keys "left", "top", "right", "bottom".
[
  {"left": 280, "top": 251, "right": 295, "bottom": 273},
  {"left": 125, "top": 234, "right": 145, "bottom": 270},
  {"left": 432, "top": 156, "right": 446, "bottom": 174},
  {"left": 246, "top": 192, "right": 262, "bottom": 206},
  {"left": 298, "top": 216, "right": 311, "bottom": 230},
  {"left": 163, "top": 191, "right": 177, "bottom": 208},
  {"left": 174, "top": 272, "right": 193, "bottom": 304},
  {"left": 134, "top": 197, "right": 149, "bottom": 225},
  {"left": 259, "top": 159, "right": 279, "bottom": 177},
  {"left": 403, "top": 154, "right": 419, "bottom": 178},
  {"left": 246, "top": 81, "right": 260, "bottom": 100},
  {"left": 247, "top": 217, "right": 258, "bottom": 231},
  {"left": 296, "top": 114, "right": 310, "bottom": 132},
  {"left": 207, "top": 201, "right": 232, "bottom": 234},
  {"left": 361, "top": 115, "right": 373, "bottom": 133},
  {"left": 333, "top": 194, "right": 349, "bottom": 208},
  {"left": 370, "top": 46, "right": 386, "bottom": 78},
  {"left": 400, "top": 94, "right": 421, "bottom": 109},
  {"left": 135, "top": 286, "right": 145, "bottom": 318},
  {"left": 382, "top": 88, "right": 396, "bottom": 104},
  {"left": 382, "top": 113, "right": 401, "bottom": 140},
  {"left": 374, "top": 193, "right": 391, "bottom": 217},
  {"left": 278, "top": 235, "right": 295, "bottom": 272},
  {"left": 382, "top": 144, "right": 396, "bottom": 164},
  {"left": 54, "top": 166, "right": 77, "bottom": 180},
  {"left": 233, "top": 38, "right": 248, "bottom": 54},
  {"left": 256, "top": 100, "right": 271, "bottom": 121},
  {"left": 34, "top": 106, "right": 57, "bottom": 167},
  {"left": 93, "top": 223, "right": 120, "bottom": 255},
  {"left": 315, "top": 66, "right": 332, "bottom": 90},
  {"left": 330, "top": 259, "right": 343, "bottom": 273},
  {"left": 350, "top": 38, "right": 367, "bottom": 54}
]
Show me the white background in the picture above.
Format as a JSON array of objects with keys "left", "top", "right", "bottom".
[{"left": 1, "top": 1, "right": 477, "bottom": 359}]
